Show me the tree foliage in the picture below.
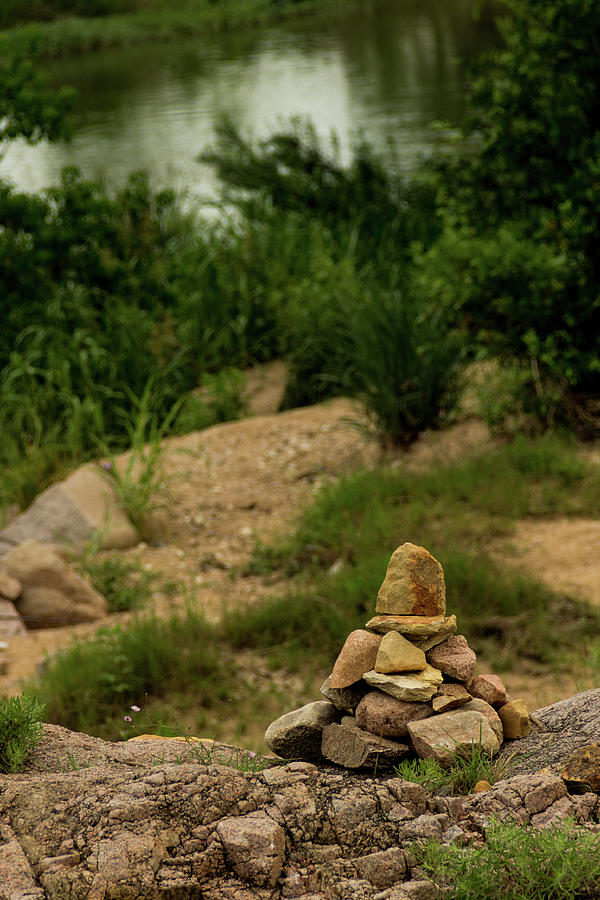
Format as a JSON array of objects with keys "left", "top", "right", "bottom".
[{"left": 425, "top": 0, "right": 600, "bottom": 433}]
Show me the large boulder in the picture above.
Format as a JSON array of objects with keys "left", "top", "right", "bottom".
[
  {"left": 497, "top": 688, "right": 600, "bottom": 777},
  {"left": 0, "top": 466, "right": 139, "bottom": 555},
  {"left": 2, "top": 540, "right": 108, "bottom": 628}
]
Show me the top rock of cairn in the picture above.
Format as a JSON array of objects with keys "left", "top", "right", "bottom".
[{"left": 376, "top": 542, "right": 446, "bottom": 617}]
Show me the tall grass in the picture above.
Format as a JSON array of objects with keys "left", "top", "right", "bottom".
[{"left": 28, "top": 607, "right": 234, "bottom": 738}]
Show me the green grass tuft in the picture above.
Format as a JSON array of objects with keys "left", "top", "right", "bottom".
[
  {"left": 0, "top": 693, "right": 45, "bottom": 773},
  {"left": 418, "top": 818, "right": 600, "bottom": 899}
]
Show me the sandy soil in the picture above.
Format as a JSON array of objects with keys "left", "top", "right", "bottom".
[{"left": 1, "top": 361, "right": 599, "bottom": 717}]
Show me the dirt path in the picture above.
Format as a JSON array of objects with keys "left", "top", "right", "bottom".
[{"left": 1, "top": 362, "right": 599, "bottom": 713}]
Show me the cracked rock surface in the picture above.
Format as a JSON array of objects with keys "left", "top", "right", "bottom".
[{"left": 1, "top": 692, "right": 600, "bottom": 900}]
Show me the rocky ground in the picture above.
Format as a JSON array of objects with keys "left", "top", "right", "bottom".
[
  {"left": 0, "top": 689, "right": 599, "bottom": 899},
  {"left": 1, "top": 362, "right": 599, "bottom": 720}
]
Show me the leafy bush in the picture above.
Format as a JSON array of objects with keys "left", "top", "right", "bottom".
[
  {"left": 427, "top": 0, "right": 600, "bottom": 435},
  {"left": 0, "top": 693, "right": 45, "bottom": 773},
  {"left": 346, "top": 288, "right": 464, "bottom": 446}
]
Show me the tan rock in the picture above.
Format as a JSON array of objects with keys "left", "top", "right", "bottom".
[
  {"left": 0, "top": 569, "right": 22, "bottom": 601},
  {"left": 473, "top": 781, "right": 492, "bottom": 793},
  {"left": 365, "top": 614, "right": 457, "bottom": 651},
  {"left": 376, "top": 543, "right": 446, "bottom": 616},
  {"left": 408, "top": 710, "right": 501, "bottom": 765},
  {"left": 468, "top": 674, "right": 508, "bottom": 708},
  {"left": 432, "top": 683, "right": 471, "bottom": 713},
  {"left": 355, "top": 691, "right": 432, "bottom": 738},
  {"left": 363, "top": 664, "right": 443, "bottom": 702},
  {"left": 330, "top": 630, "right": 382, "bottom": 689},
  {"left": 0, "top": 598, "right": 27, "bottom": 637},
  {"left": 561, "top": 743, "right": 600, "bottom": 794},
  {"left": 374, "top": 631, "right": 427, "bottom": 674},
  {"left": 2, "top": 541, "right": 108, "bottom": 629},
  {"left": 458, "top": 698, "right": 503, "bottom": 743},
  {"left": 498, "top": 699, "right": 531, "bottom": 739},
  {"left": 426, "top": 635, "right": 476, "bottom": 683},
  {"left": 0, "top": 465, "right": 139, "bottom": 552}
]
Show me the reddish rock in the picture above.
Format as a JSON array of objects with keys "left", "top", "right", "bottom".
[
  {"left": 330, "top": 630, "right": 382, "bottom": 689},
  {"left": 355, "top": 691, "right": 432, "bottom": 738},
  {"left": 467, "top": 674, "right": 507, "bottom": 708},
  {"left": 426, "top": 635, "right": 476, "bottom": 683},
  {"left": 376, "top": 543, "right": 446, "bottom": 617}
]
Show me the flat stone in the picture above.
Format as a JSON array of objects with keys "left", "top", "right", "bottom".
[
  {"left": 426, "top": 635, "right": 476, "bottom": 683},
  {"left": 468, "top": 674, "right": 508, "bottom": 708},
  {"left": 499, "top": 700, "right": 531, "bottom": 740},
  {"left": 458, "top": 698, "right": 504, "bottom": 743},
  {"left": 264, "top": 701, "right": 340, "bottom": 760},
  {"left": 329, "top": 630, "right": 382, "bottom": 689},
  {"left": 355, "top": 691, "right": 432, "bottom": 738},
  {"left": 432, "top": 683, "right": 471, "bottom": 713},
  {"left": 0, "top": 569, "right": 22, "bottom": 601},
  {"left": 562, "top": 744, "right": 600, "bottom": 794},
  {"left": 374, "top": 631, "right": 427, "bottom": 674},
  {"left": 408, "top": 710, "right": 501, "bottom": 765},
  {"left": 363, "top": 664, "right": 443, "bottom": 702},
  {"left": 365, "top": 615, "right": 457, "bottom": 653},
  {"left": 321, "top": 723, "right": 408, "bottom": 769},
  {"left": 320, "top": 675, "right": 369, "bottom": 712},
  {"left": 376, "top": 543, "right": 446, "bottom": 616}
]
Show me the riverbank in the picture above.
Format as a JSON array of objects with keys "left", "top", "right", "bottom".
[{"left": 0, "top": 0, "right": 354, "bottom": 59}]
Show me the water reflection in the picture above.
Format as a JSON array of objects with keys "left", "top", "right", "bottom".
[{"left": 0, "top": 0, "right": 499, "bottom": 195}]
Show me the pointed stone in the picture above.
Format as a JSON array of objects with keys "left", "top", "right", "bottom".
[
  {"left": 432, "top": 683, "right": 471, "bottom": 713},
  {"left": 498, "top": 699, "right": 531, "bottom": 739},
  {"left": 426, "top": 635, "right": 476, "bottom": 683},
  {"left": 408, "top": 710, "right": 501, "bottom": 765},
  {"left": 321, "top": 723, "right": 408, "bottom": 769},
  {"left": 355, "top": 691, "right": 432, "bottom": 738},
  {"left": 376, "top": 543, "right": 446, "bottom": 616},
  {"left": 363, "top": 664, "right": 443, "bottom": 702},
  {"left": 329, "top": 630, "right": 382, "bottom": 689},
  {"left": 468, "top": 674, "right": 507, "bottom": 708},
  {"left": 366, "top": 614, "right": 457, "bottom": 651},
  {"left": 374, "top": 631, "right": 427, "bottom": 674}
]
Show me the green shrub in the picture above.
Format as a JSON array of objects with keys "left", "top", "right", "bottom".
[
  {"left": 427, "top": 0, "right": 600, "bottom": 435},
  {"left": 419, "top": 818, "right": 600, "bottom": 899},
  {"left": 29, "top": 608, "right": 234, "bottom": 738},
  {"left": 0, "top": 694, "right": 45, "bottom": 773},
  {"left": 346, "top": 288, "right": 465, "bottom": 446},
  {"left": 396, "top": 741, "right": 509, "bottom": 796},
  {"left": 78, "top": 552, "right": 153, "bottom": 613}
]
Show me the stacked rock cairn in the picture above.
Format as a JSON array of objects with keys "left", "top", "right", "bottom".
[{"left": 265, "top": 542, "right": 532, "bottom": 769}]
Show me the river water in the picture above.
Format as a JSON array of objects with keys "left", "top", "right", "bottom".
[{"left": 0, "top": 0, "right": 498, "bottom": 197}]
